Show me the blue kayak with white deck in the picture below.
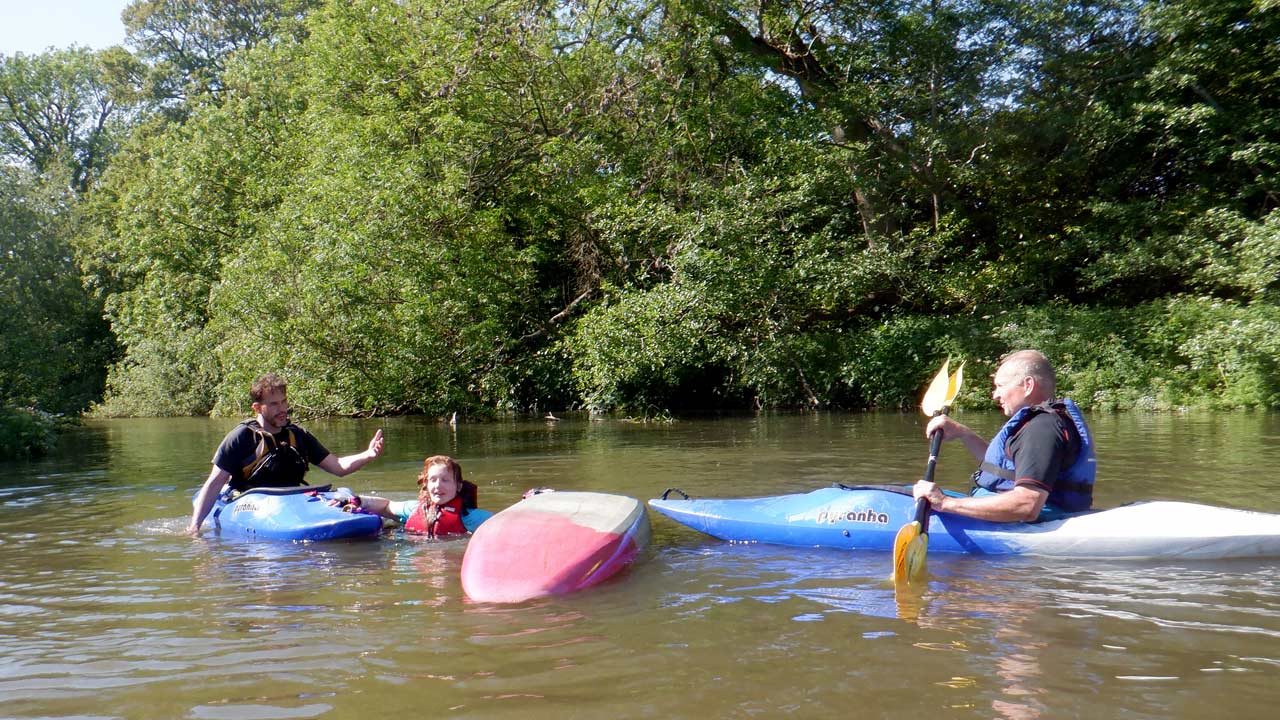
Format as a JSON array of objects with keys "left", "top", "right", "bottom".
[{"left": 649, "top": 485, "right": 1280, "bottom": 560}]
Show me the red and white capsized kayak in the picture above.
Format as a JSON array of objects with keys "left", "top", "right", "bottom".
[{"left": 461, "top": 491, "right": 651, "bottom": 603}]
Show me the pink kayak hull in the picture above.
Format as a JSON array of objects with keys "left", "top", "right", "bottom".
[{"left": 461, "top": 492, "right": 650, "bottom": 603}]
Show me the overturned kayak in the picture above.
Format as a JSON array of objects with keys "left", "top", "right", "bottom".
[
  {"left": 461, "top": 491, "right": 651, "bottom": 603},
  {"left": 203, "top": 485, "right": 383, "bottom": 542},
  {"left": 649, "top": 486, "right": 1280, "bottom": 560}
]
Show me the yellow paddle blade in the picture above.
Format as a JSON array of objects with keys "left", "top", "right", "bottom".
[
  {"left": 902, "top": 533, "right": 929, "bottom": 582},
  {"left": 947, "top": 361, "right": 965, "bottom": 406},
  {"left": 891, "top": 521, "right": 922, "bottom": 584},
  {"left": 920, "top": 358, "right": 952, "bottom": 417},
  {"left": 921, "top": 358, "right": 965, "bottom": 416}
]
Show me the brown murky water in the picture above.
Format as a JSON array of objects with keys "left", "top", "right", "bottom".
[{"left": 1, "top": 412, "right": 1278, "bottom": 719}]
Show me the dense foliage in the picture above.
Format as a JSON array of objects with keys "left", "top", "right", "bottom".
[
  {"left": 0, "top": 166, "right": 115, "bottom": 415},
  {"left": 1, "top": 49, "right": 121, "bottom": 454},
  {"left": 0, "top": 406, "right": 58, "bottom": 459},
  {"left": 2, "top": 0, "right": 1277, "bottom": 434}
]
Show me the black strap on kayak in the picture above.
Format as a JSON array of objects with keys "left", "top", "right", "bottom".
[
  {"left": 659, "top": 488, "right": 691, "bottom": 500},
  {"left": 832, "top": 482, "right": 913, "bottom": 496},
  {"left": 238, "top": 483, "right": 333, "bottom": 498}
]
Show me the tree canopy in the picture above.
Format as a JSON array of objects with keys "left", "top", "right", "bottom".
[{"left": 3, "top": 0, "right": 1278, "bottom": 430}]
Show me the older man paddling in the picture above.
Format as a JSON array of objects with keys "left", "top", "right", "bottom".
[
  {"left": 186, "top": 373, "right": 385, "bottom": 535},
  {"left": 913, "top": 350, "right": 1096, "bottom": 522}
]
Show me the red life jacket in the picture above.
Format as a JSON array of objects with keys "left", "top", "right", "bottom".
[{"left": 404, "top": 496, "right": 469, "bottom": 537}]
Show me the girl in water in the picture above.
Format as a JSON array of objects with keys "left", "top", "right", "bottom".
[{"left": 339, "top": 455, "right": 492, "bottom": 537}]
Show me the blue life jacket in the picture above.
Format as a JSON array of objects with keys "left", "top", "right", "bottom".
[{"left": 972, "top": 399, "right": 1096, "bottom": 513}]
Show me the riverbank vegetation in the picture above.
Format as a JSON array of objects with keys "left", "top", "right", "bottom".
[{"left": 2, "top": 0, "right": 1277, "bottom": 454}]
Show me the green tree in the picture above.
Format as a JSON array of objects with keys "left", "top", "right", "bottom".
[
  {"left": 79, "top": 38, "right": 307, "bottom": 416},
  {"left": 82, "top": 0, "right": 1280, "bottom": 416},
  {"left": 0, "top": 47, "right": 124, "bottom": 192},
  {"left": 121, "top": 0, "right": 320, "bottom": 108},
  {"left": 0, "top": 165, "right": 114, "bottom": 414},
  {"left": 1065, "top": 0, "right": 1279, "bottom": 302},
  {"left": 209, "top": 0, "right": 576, "bottom": 415},
  {"left": 0, "top": 47, "right": 122, "bottom": 423},
  {"left": 1138, "top": 0, "right": 1278, "bottom": 215}
]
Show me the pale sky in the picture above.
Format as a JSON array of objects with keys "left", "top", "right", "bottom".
[{"left": 1, "top": 1, "right": 133, "bottom": 56}]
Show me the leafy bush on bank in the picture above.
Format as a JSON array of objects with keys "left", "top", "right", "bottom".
[
  {"left": 0, "top": 406, "right": 58, "bottom": 459},
  {"left": 569, "top": 296, "right": 1280, "bottom": 413}
]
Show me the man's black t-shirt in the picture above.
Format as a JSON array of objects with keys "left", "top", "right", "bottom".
[
  {"left": 1006, "top": 410, "right": 1081, "bottom": 494},
  {"left": 211, "top": 421, "right": 330, "bottom": 488}
]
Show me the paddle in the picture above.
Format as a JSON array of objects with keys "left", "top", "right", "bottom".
[{"left": 892, "top": 358, "right": 964, "bottom": 585}]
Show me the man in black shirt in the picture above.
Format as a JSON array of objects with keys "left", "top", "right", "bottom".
[
  {"left": 186, "top": 373, "right": 385, "bottom": 534},
  {"left": 913, "top": 350, "right": 1093, "bottom": 521}
]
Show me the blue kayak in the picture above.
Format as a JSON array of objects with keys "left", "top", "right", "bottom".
[
  {"left": 649, "top": 485, "right": 1280, "bottom": 560},
  {"left": 202, "top": 485, "right": 383, "bottom": 542}
]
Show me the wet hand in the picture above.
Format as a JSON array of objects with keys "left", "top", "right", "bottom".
[
  {"left": 368, "top": 429, "right": 385, "bottom": 458},
  {"left": 327, "top": 493, "right": 362, "bottom": 511}
]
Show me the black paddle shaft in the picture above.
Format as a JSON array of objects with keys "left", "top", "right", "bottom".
[
  {"left": 923, "top": 426, "right": 944, "bottom": 485},
  {"left": 912, "top": 423, "right": 946, "bottom": 526}
]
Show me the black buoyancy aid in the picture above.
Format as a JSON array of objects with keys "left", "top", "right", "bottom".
[
  {"left": 235, "top": 421, "right": 310, "bottom": 491},
  {"left": 404, "top": 495, "right": 469, "bottom": 537},
  {"left": 972, "top": 398, "right": 1096, "bottom": 512}
]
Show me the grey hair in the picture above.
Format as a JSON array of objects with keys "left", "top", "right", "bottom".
[{"left": 999, "top": 349, "right": 1057, "bottom": 398}]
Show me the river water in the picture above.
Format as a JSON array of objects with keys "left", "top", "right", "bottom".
[{"left": 1, "top": 412, "right": 1278, "bottom": 719}]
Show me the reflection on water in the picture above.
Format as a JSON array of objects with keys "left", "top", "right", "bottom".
[{"left": 0, "top": 412, "right": 1278, "bottom": 719}]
